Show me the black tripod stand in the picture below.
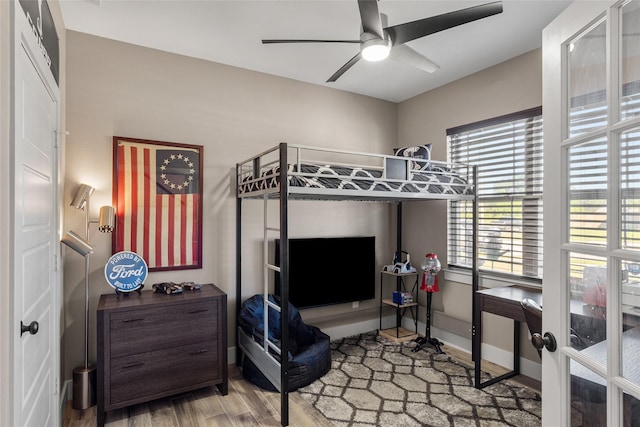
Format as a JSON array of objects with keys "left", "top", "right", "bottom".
[{"left": 412, "top": 291, "right": 444, "bottom": 354}]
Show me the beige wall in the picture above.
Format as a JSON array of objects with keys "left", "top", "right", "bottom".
[
  {"left": 397, "top": 49, "right": 543, "bottom": 361},
  {"left": 63, "top": 31, "right": 397, "bottom": 382}
]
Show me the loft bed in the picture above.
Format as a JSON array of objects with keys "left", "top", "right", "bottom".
[{"left": 235, "top": 142, "right": 478, "bottom": 426}]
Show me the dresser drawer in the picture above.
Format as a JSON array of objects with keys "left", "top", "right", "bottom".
[
  {"left": 109, "top": 301, "right": 217, "bottom": 357},
  {"left": 109, "top": 341, "right": 219, "bottom": 405}
]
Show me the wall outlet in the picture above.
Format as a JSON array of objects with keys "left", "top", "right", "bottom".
[{"left": 352, "top": 301, "right": 359, "bottom": 309}]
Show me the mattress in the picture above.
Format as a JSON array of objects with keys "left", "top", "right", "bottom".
[{"left": 238, "top": 162, "right": 473, "bottom": 196}]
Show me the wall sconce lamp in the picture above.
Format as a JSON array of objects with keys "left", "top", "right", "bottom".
[{"left": 61, "top": 183, "right": 115, "bottom": 410}]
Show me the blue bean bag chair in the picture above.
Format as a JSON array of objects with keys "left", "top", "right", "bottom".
[{"left": 238, "top": 294, "right": 331, "bottom": 391}]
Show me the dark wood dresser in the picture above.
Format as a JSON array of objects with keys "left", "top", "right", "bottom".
[{"left": 96, "top": 283, "right": 228, "bottom": 426}]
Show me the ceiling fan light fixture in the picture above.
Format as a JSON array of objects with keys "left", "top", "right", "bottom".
[
  {"left": 262, "top": 0, "right": 504, "bottom": 82},
  {"left": 361, "top": 37, "right": 391, "bottom": 62}
]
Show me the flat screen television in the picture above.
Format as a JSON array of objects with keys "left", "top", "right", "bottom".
[{"left": 274, "top": 236, "right": 375, "bottom": 309}]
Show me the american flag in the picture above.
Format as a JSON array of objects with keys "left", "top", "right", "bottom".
[{"left": 115, "top": 139, "right": 201, "bottom": 270}]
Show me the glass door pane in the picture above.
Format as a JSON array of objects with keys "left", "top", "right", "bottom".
[
  {"left": 620, "top": 259, "right": 640, "bottom": 383},
  {"left": 621, "top": 126, "right": 640, "bottom": 250},
  {"left": 570, "top": 361, "right": 607, "bottom": 426},
  {"left": 623, "top": 392, "right": 640, "bottom": 425},
  {"left": 568, "top": 137, "right": 608, "bottom": 247},
  {"left": 621, "top": 1, "right": 640, "bottom": 121},
  {"left": 568, "top": 19, "right": 607, "bottom": 137},
  {"left": 569, "top": 251, "right": 608, "bottom": 427},
  {"left": 569, "top": 253, "right": 608, "bottom": 352}
]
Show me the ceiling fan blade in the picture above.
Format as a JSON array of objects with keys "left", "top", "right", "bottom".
[
  {"left": 358, "top": 0, "right": 384, "bottom": 39},
  {"left": 389, "top": 44, "right": 439, "bottom": 73},
  {"left": 327, "top": 52, "right": 362, "bottom": 83},
  {"left": 385, "top": 1, "right": 503, "bottom": 46},
  {"left": 262, "top": 39, "right": 360, "bottom": 44}
]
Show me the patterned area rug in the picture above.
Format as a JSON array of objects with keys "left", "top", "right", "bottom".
[{"left": 296, "top": 331, "right": 541, "bottom": 427}]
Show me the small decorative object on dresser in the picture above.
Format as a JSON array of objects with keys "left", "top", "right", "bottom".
[
  {"left": 104, "top": 250, "right": 148, "bottom": 297},
  {"left": 96, "top": 283, "right": 228, "bottom": 427}
]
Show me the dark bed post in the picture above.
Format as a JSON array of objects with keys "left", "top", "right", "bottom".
[
  {"left": 396, "top": 202, "right": 402, "bottom": 260},
  {"left": 471, "top": 165, "right": 481, "bottom": 386},
  {"left": 395, "top": 202, "right": 404, "bottom": 341},
  {"left": 396, "top": 202, "right": 403, "bottom": 310},
  {"left": 278, "top": 142, "right": 290, "bottom": 426},
  {"left": 235, "top": 163, "right": 242, "bottom": 367}
]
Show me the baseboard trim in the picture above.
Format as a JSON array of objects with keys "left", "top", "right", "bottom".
[
  {"left": 62, "top": 379, "right": 73, "bottom": 401},
  {"left": 60, "top": 379, "right": 72, "bottom": 424},
  {"left": 315, "top": 317, "right": 383, "bottom": 341},
  {"left": 403, "top": 317, "right": 541, "bottom": 381}
]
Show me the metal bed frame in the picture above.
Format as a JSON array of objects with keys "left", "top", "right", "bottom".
[{"left": 236, "top": 142, "right": 478, "bottom": 426}]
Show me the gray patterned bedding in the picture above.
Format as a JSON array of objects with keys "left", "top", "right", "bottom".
[{"left": 238, "top": 162, "right": 472, "bottom": 197}]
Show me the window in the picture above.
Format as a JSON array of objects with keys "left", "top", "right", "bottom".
[{"left": 447, "top": 107, "right": 543, "bottom": 280}]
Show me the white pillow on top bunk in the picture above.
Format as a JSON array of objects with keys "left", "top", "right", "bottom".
[{"left": 394, "top": 144, "right": 432, "bottom": 171}]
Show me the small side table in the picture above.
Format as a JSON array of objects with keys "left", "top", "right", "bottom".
[{"left": 379, "top": 271, "right": 419, "bottom": 342}]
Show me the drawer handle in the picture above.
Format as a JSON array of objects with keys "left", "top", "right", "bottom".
[
  {"left": 121, "top": 318, "right": 145, "bottom": 323},
  {"left": 122, "top": 361, "right": 145, "bottom": 369},
  {"left": 188, "top": 309, "right": 209, "bottom": 314},
  {"left": 192, "top": 349, "right": 209, "bottom": 355}
]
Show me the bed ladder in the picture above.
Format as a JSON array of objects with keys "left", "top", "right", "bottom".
[{"left": 262, "top": 143, "right": 291, "bottom": 426}]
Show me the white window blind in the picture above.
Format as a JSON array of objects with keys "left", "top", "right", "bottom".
[{"left": 447, "top": 107, "right": 543, "bottom": 280}]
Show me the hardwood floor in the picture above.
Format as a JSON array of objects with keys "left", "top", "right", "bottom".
[
  {"left": 62, "top": 364, "right": 332, "bottom": 427},
  {"left": 62, "top": 346, "right": 540, "bottom": 427}
]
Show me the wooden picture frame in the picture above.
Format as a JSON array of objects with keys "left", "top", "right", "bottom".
[{"left": 112, "top": 136, "right": 203, "bottom": 271}]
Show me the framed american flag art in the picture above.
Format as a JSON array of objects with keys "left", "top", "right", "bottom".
[{"left": 112, "top": 136, "right": 203, "bottom": 271}]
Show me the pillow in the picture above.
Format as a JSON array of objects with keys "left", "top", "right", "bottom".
[{"left": 394, "top": 144, "right": 432, "bottom": 171}]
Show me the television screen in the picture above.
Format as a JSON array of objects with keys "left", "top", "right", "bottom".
[{"left": 274, "top": 236, "right": 375, "bottom": 309}]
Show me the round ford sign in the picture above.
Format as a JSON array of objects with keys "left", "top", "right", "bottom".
[{"left": 104, "top": 251, "right": 148, "bottom": 293}]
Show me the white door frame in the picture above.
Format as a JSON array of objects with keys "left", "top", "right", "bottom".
[
  {"left": 11, "top": 2, "right": 62, "bottom": 426},
  {"left": 0, "top": 1, "right": 13, "bottom": 426}
]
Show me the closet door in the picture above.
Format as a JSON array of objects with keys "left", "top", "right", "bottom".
[
  {"left": 543, "top": 1, "right": 640, "bottom": 425},
  {"left": 12, "top": 4, "right": 60, "bottom": 426}
]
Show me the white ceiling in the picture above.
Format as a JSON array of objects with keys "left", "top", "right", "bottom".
[{"left": 59, "top": 0, "right": 571, "bottom": 103}]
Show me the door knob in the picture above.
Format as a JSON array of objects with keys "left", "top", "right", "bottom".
[
  {"left": 531, "top": 331, "right": 557, "bottom": 352},
  {"left": 20, "top": 320, "right": 39, "bottom": 337}
]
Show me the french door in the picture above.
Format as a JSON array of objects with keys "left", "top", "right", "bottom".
[{"left": 543, "top": 1, "right": 640, "bottom": 425}]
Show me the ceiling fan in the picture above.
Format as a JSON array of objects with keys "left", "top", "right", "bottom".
[{"left": 262, "top": 0, "right": 503, "bottom": 82}]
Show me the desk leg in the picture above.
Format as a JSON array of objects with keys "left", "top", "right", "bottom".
[
  {"left": 475, "top": 318, "right": 522, "bottom": 389},
  {"left": 513, "top": 320, "right": 520, "bottom": 374},
  {"left": 474, "top": 308, "right": 482, "bottom": 388}
]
